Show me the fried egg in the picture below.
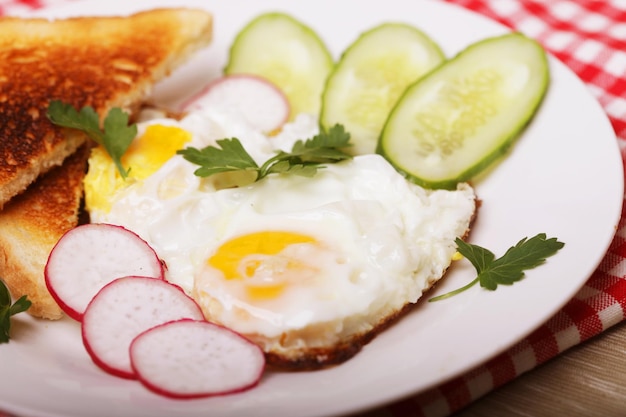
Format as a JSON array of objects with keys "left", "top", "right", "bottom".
[{"left": 85, "top": 106, "right": 476, "bottom": 368}]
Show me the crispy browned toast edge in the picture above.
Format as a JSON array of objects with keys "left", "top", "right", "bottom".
[
  {"left": 0, "top": 8, "right": 213, "bottom": 319},
  {"left": 0, "top": 7, "right": 213, "bottom": 208},
  {"left": 0, "top": 144, "right": 91, "bottom": 319}
]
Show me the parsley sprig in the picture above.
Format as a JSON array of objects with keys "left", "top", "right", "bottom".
[
  {"left": 177, "top": 124, "right": 353, "bottom": 181},
  {"left": 430, "top": 233, "right": 565, "bottom": 301},
  {"left": 47, "top": 100, "right": 137, "bottom": 179},
  {"left": 1, "top": 279, "right": 31, "bottom": 343}
]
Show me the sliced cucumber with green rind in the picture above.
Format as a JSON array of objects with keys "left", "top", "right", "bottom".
[
  {"left": 378, "top": 33, "right": 550, "bottom": 189},
  {"left": 320, "top": 23, "right": 445, "bottom": 155},
  {"left": 225, "top": 12, "right": 334, "bottom": 119}
]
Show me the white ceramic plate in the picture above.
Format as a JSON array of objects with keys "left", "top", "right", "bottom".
[{"left": 1, "top": 1, "right": 623, "bottom": 416}]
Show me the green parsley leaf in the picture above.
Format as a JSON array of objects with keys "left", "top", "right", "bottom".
[
  {"left": 0, "top": 281, "right": 10, "bottom": 308},
  {"left": 179, "top": 138, "right": 260, "bottom": 178},
  {"left": 0, "top": 308, "right": 10, "bottom": 344},
  {"left": 47, "top": 100, "right": 137, "bottom": 179},
  {"left": 10, "top": 296, "right": 32, "bottom": 316},
  {"left": 429, "top": 233, "right": 565, "bottom": 302},
  {"left": 177, "top": 124, "right": 353, "bottom": 183},
  {"left": 0, "top": 279, "right": 32, "bottom": 344}
]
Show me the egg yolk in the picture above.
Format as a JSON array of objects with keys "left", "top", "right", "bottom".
[
  {"left": 208, "top": 231, "right": 320, "bottom": 300},
  {"left": 84, "top": 124, "right": 192, "bottom": 213}
]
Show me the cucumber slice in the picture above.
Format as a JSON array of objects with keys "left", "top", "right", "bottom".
[
  {"left": 225, "top": 13, "right": 334, "bottom": 119},
  {"left": 378, "top": 33, "right": 550, "bottom": 189},
  {"left": 320, "top": 23, "right": 445, "bottom": 155}
]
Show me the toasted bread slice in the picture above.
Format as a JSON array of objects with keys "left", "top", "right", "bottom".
[
  {"left": 0, "top": 145, "right": 91, "bottom": 319},
  {"left": 0, "top": 8, "right": 213, "bottom": 208},
  {"left": 0, "top": 8, "right": 213, "bottom": 319}
]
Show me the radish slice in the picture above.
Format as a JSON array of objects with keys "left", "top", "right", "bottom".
[
  {"left": 130, "top": 319, "right": 265, "bottom": 399},
  {"left": 45, "top": 223, "right": 165, "bottom": 321},
  {"left": 180, "top": 74, "right": 290, "bottom": 133},
  {"left": 81, "top": 276, "right": 205, "bottom": 379}
]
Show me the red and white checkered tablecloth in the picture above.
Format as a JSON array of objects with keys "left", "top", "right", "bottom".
[{"left": 1, "top": 1, "right": 625, "bottom": 416}]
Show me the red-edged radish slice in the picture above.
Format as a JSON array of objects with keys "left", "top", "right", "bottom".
[
  {"left": 130, "top": 319, "right": 265, "bottom": 399},
  {"left": 180, "top": 74, "right": 290, "bottom": 133},
  {"left": 81, "top": 276, "right": 204, "bottom": 379},
  {"left": 45, "top": 223, "right": 164, "bottom": 321}
]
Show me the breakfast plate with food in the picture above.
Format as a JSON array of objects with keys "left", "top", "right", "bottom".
[{"left": 0, "top": 0, "right": 622, "bottom": 416}]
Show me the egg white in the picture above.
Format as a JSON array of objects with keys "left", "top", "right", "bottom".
[{"left": 87, "top": 106, "right": 476, "bottom": 360}]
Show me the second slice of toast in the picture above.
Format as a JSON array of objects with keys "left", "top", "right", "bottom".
[
  {"left": 0, "top": 7, "right": 213, "bottom": 319},
  {"left": 0, "top": 8, "right": 213, "bottom": 208},
  {"left": 0, "top": 144, "right": 91, "bottom": 319}
]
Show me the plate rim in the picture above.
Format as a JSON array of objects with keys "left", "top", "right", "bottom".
[{"left": 1, "top": 0, "right": 623, "bottom": 416}]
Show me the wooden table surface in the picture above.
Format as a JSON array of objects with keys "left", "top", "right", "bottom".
[
  {"left": 453, "top": 321, "right": 626, "bottom": 417},
  {"left": 359, "top": 320, "right": 626, "bottom": 417}
]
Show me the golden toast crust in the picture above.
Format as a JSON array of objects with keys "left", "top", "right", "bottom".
[
  {"left": 0, "top": 8, "right": 213, "bottom": 318},
  {"left": 0, "top": 145, "right": 90, "bottom": 319},
  {"left": 0, "top": 8, "right": 213, "bottom": 207}
]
